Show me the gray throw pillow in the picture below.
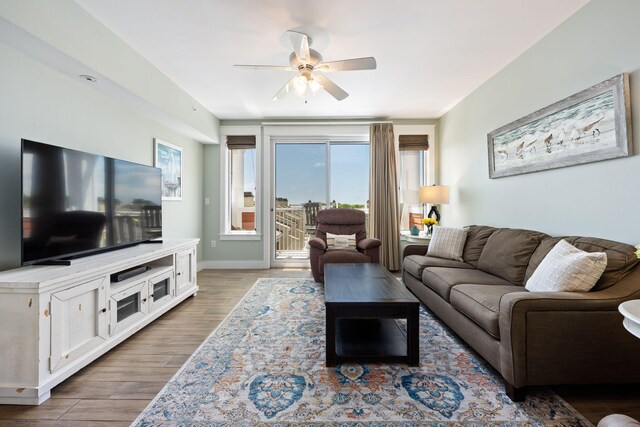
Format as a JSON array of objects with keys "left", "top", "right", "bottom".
[{"left": 427, "top": 226, "right": 468, "bottom": 262}]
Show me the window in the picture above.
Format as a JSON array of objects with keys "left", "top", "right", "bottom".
[
  {"left": 398, "top": 135, "right": 429, "bottom": 231},
  {"left": 223, "top": 134, "right": 259, "bottom": 237}
]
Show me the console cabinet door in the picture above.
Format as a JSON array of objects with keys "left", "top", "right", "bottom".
[
  {"left": 175, "top": 248, "right": 196, "bottom": 295},
  {"left": 50, "top": 276, "right": 108, "bottom": 372},
  {"left": 148, "top": 270, "right": 175, "bottom": 312},
  {"left": 109, "top": 280, "right": 149, "bottom": 336}
]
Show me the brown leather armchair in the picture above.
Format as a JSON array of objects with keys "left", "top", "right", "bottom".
[{"left": 308, "top": 208, "right": 381, "bottom": 282}]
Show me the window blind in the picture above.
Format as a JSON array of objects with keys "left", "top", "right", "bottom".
[
  {"left": 226, "top": 135, "right": 256, "bottom": 150},
  {"left": 398, "top": 134, "right": 429, "bottom": 151}
]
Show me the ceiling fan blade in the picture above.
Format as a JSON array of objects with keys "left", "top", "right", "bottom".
[
  {"left": 316, "top": 57, "right": 377, "bottom": 72},
  {"left": 287, "top": 30, "right": 310, "bottom": 64},
  {"left": 234, "top": 64, "right": 294, "bottom": 71},
  {"left": 315, "top": 75, "right": 349, "bottom": 101},
  {"left": 272, "top": 76, "right": 297, "bottom": 101}
]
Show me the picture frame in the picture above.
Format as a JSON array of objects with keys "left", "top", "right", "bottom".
[
  {"left": 154, "top": 138, "right": 183, "bottom": 201},
  {"left": 487, "top": 73, "right": 632, "bottom": 179}
]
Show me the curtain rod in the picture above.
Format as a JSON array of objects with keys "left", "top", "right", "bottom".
[{"left": 261, "top": 121, "right": 394, "bottom": 126}]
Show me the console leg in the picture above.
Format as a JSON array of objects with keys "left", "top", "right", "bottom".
[{"left": 504, "top": 381, "right": 526, "bottom": 402}]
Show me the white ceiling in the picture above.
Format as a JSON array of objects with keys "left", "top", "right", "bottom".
[{"left": 76, "top": 0, "right": 589, "bottom": 120}]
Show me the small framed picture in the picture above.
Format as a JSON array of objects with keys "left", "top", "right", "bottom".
[{"left": 154, "top": 138, "right": 183, "bottom": 201}]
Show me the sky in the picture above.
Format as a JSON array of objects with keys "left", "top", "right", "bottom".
[{"left": 275, "top": 143, "right": 369, "bottom": 205}]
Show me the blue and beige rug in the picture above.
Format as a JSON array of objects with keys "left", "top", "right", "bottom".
[{"left": 133, "top": 278, "right": 590, "bottom": 426}]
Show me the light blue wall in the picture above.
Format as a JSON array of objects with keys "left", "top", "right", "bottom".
[
  {"left": 438, "top": 0, "right": 640, "bottom": 244},
  {"left": 0, "top": 41, "right": 205, "bottom": 270},
  {"left": 0, "top": 0, "right": 219, "bottom": 142},
  {"left": 0, "top": 1, "right": 220, "bottom": 270}
]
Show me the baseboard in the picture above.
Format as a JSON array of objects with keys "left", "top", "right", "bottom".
[{"left": 198, "top": 260, "right": 269, "bottom": 270}]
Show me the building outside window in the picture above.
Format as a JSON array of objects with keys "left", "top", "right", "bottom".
[
  {"left": 229, "top": 148, "right": 256, "bottom": 230},
  {"left": 224, "top": 134, "right": 258, "bottom": 236},
  {"left": 398, "top": 134, "right": 429, "bottom": 231}
]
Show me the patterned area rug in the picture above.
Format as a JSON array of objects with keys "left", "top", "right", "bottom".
[{"left": 133, "top": 278, "right": 591, "bottom": 426}]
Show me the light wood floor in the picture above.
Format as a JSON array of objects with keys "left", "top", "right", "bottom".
[{"left": 0, "top": 268, "right": 638, "bottom": 426}]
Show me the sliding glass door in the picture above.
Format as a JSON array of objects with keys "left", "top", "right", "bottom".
[
  {"left": 274, "top": 143, "right": 327, "bottom": 260},
  {"left": 273, "top": 141, "right": 369, "bottom": 263}
]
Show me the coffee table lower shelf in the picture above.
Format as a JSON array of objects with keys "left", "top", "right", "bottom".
[{"left": 333, "top": 318, "right": 410, "bottom": 364}]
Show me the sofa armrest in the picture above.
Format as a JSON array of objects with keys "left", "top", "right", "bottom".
[
  {"left": 500, "top": 290, "right": 623, "bottom": 318},
  {"left": 358, "top": 238, "right": 381, "bottom": 250},
  {"left": 308, "top": 237, "right": 326, "bottom": 250},
  {"left": 498, "top": 270, "right": 640, "bottom": 388},
  {"left": 403, "top": 244, "right": 429, "bottom": 259}
]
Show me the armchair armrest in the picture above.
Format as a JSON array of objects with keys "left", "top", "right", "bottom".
[
  {"left": 357, "top": 238, "right": 381, "bottom": 251},
  {"left": 308, "top": 237, "right": 326, "bottom": 250}
]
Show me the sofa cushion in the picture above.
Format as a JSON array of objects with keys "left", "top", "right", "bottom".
[
  {"left": 525, "top": 236, "right": 639, "bottom": 291},
  {"left": 525, "top": 240, "right": 607, "bottom": 292},
  {"left": 427, "top": 226, "right": 468, "bottom": 261},
  {"left": 450, "top": 284, "right": 521, "bottom": 338},
  {"left": 404, "top": 255, "right": 473, "bottom": 279},
  {"left": 421, "top": 267, "right": 513, "bottom": 302},
  {"left": 476, "top": 228, "right": 548, "bottom": 285},
  {"left": 462, "top": 225, "right": 497, "bottom": 267}
]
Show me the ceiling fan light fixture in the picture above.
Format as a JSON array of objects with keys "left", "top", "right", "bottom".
[
  {"left": 308, "top": 75, "right": 322, "bottom": 94},
  {"left": 237, "top": 30, "right": 375, "bottom": 101},
  {"left": 292, "top": 75, "right": 308, "bottom": 96}
]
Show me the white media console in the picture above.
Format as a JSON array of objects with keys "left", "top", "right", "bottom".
[{"left": 0, "top": 239, "right": 199, "bottom": 405}]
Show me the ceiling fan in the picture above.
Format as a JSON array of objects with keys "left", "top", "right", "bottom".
[{"left": 234, "top": 30, "right": 377, "bottom": 101}]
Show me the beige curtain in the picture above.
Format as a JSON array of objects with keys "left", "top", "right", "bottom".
[{"left": 369, "top": 123, "right": 400, "bottom": 270}]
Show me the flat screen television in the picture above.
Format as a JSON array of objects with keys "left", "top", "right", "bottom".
[{"left": 21, "top": 139, "right": 162, "bottom": 265}]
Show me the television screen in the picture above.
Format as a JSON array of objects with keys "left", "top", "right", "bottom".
[{"left": 22, "top": 139, "right": 162, "bottom": 265}]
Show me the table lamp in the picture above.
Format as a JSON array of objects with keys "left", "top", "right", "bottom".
[{"left": 419, "top": 185, "right": 450, "bottom": 222}]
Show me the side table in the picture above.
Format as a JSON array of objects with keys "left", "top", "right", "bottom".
[
  {"left": 400, "top": 230, "right": 432, "bottom": 245},
  {"left": 618, "top": 300, "right": 640, "bottom": 339},
  {"left": 597, "top": 302, "right": 640, "bottom": 426}
]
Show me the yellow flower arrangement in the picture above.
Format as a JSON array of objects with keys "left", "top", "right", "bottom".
[
  {"left": 635, "top": 244, "right": 640, "bottom": 259},
  {"left": 421, "top": 218, "right": 438, "bottom": 226}
]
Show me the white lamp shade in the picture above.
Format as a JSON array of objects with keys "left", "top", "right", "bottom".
[{"left": 419, "top": 185, "right": 450, "bottom": 204}]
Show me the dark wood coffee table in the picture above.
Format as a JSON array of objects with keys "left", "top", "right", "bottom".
[{"left": 324, "top": 263, "right": 420, "bottom": 366}]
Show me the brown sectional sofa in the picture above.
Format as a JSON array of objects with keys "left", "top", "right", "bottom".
[{"left": 402, "top": 225, "right": 640, "bottom": 401}]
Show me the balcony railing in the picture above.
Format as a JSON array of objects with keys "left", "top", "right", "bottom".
[{"left": 275, "top": 206, "right": 306, "bottom": 253}]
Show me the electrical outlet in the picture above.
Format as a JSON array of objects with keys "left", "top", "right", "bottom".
[{"left": 211, "top": 240, "right": 216, "bottom": 248}]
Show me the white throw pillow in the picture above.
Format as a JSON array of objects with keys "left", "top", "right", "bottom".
[
  {"left": 326, "top": 233, "right": 357, "bottom": 249},
  {"left": 525, "top": 239, "right": 607, "bottom": 292},
  {"left": 426, "top": 226, "right": 468, "bottom": 261}
]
